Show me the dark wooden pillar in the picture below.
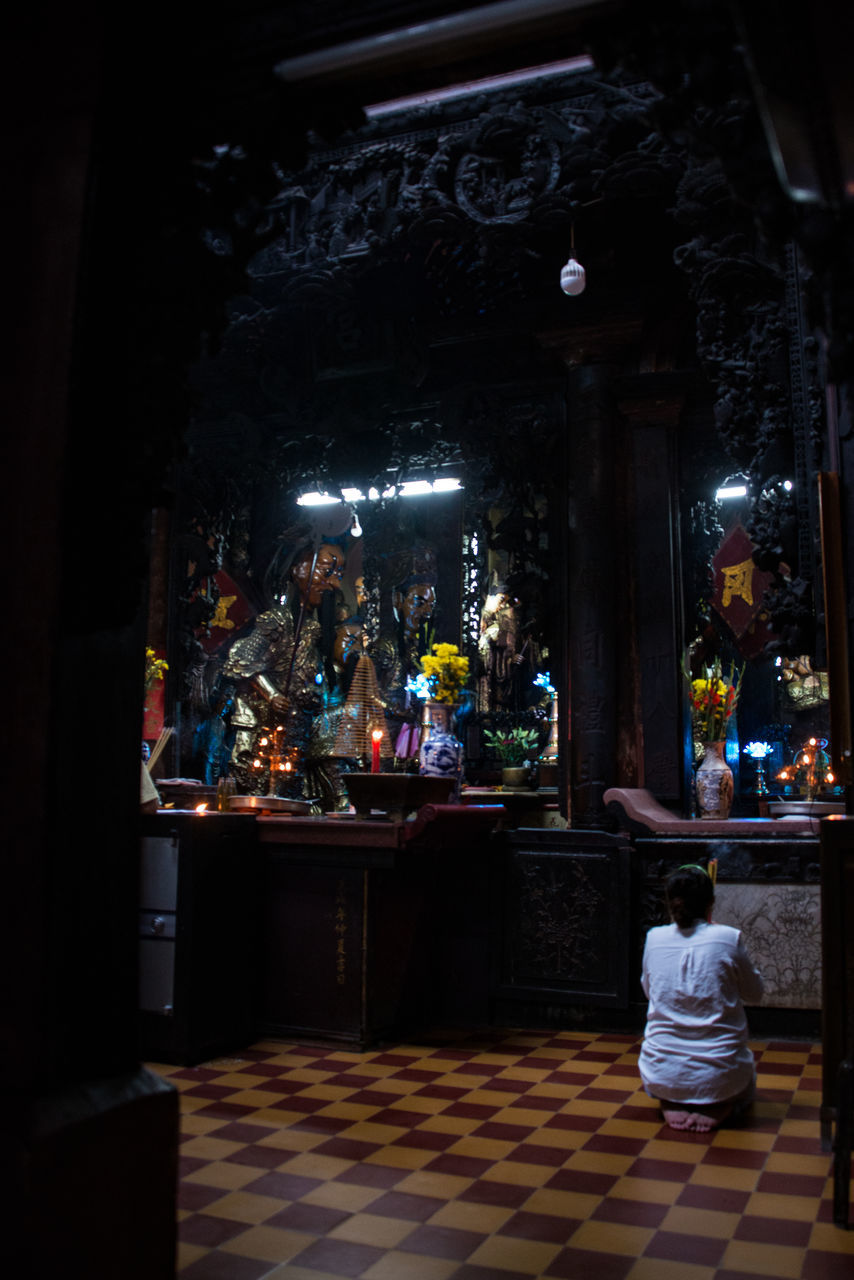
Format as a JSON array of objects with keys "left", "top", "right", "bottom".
[
  {"left": 4, "top": 12, "right": 178, "bottom": 1277},
  {"left": 566, "top": 365, "right": 620, "bottom": 828},
  {"left": 619, "top": 387, "right": 687, "bottom": 806}
]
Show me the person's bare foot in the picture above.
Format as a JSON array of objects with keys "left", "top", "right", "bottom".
[{"left": 662, "top": 1101, "right": 733, "bottom": 1131}]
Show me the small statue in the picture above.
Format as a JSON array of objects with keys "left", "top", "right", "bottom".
[
  {"left": 332, "top": 610, "right": 366, "bottom": 694},
  {"left": 477, "top": 580, "right": 520, "bottom": 712},
  {"left": 192, "top": 686, "right": 236, "bottom": 784},
  {"left": 302, "top": 610, "right": 367, "bottom": 810},
  {"left": 780, "top": 655, "right": 830, "bottom": 710},
  {"left": 222, "top": 538, "right": 346, "bottom": 792},
  {"left": 391, "top": 549, "right": 438, "bottom": 679}
]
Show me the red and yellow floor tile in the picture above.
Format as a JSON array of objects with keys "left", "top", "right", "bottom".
[{"left": 146, "top": 1030, "right": 848, "bottom": 1279}]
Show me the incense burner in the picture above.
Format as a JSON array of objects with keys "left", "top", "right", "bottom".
[{"left": 345, "top": 772, "right": 455, "bottom": 821}]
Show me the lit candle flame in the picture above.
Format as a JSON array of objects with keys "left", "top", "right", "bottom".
[
  {"left": 195, "top": 803, "right": 208, "bottom": 813},
  {"left": 371, "top": 729, "right": 383, "bottom": 743}
]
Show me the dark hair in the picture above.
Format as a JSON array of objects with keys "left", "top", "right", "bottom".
[{"left": 665, "top": 865, "right": 714, "bottom": 928}]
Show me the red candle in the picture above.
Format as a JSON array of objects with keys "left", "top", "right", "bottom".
[{"left": 371, "top": 729, "right": 382, "bottom": 773}]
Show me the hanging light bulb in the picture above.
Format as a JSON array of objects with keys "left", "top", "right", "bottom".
[
  {"left": 560, "top": 223, "right": 586, "bottom": 295},
  {"left": 350, "top": 506, "right": 363, "bottom": 537}
]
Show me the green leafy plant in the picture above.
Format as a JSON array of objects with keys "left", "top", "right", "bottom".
[{"left": 483, "top": 726, "right": 540, "bottom": 765}]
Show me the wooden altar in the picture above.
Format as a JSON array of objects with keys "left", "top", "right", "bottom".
[
  {"left": 257, "top": 804, "right": 504, "bottom": 1048},
  {"left": 603, "top": 788, "right": 823, "bottom": 1034}
]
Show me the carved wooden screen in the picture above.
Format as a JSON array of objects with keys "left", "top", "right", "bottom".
[{"left": 494, "top": 829, "right": 632, "bottom": 1020}]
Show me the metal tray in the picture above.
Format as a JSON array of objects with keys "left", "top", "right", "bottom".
[
  {"left": 228, "top": 794, "right": 313, "bottom": 815},
  {"left": 768, "top": 799, "right": 844, "bottom": 818}
]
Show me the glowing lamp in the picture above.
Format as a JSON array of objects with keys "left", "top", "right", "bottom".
[
  {"left": 560, "top": 257, "right": 586, "bottom": 295},
  {"left": 405, "top": 672, "right": 431, "bottom": 701},
  {"left": 743, "top": 742, "right": 772, "bottom": 796}
]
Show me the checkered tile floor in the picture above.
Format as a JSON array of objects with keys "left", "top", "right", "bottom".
[{"left": 147, "top": 1029, "right": 853, "bottom": 1279}]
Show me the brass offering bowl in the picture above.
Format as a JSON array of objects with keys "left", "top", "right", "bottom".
[{"left": 344, "top": 772, "right": 455, "bottom": 821}]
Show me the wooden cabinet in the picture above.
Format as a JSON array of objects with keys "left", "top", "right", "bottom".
[
  {"left": 138, "top": 812, "right": 260, "bottom": 1065},
  {"left": 257, "top": 806, "right": 501, "bottom": 1048}
]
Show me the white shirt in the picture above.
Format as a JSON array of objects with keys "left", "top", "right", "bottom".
[{"left": 639, "top": 920, "right": 764, "bottom": 1105}]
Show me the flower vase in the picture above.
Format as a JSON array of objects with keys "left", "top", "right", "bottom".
[
  {"left": 419, "top": 701, "right": 463, "bottom": 794},
  {"left": 696, "top": 740, "right": 734, "bottom": 820}
]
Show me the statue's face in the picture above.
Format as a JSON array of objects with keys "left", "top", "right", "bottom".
[
  {"left": 333, "top": 621, "right": 363, "bottom": 669},
  {"left": 484, "top": 591, "right": 510, "bottom": 619},
  {"left": 292, "top": 543, "right": 344, "bottom": 607},
  {"left": 395, "top": 582, "right": 436, "bottom": 632}
]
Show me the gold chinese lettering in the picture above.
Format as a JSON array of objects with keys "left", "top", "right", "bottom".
[
  {"left": 334, "top": 878, "right": 347, "bottom": 985},
  {"left": 720, "top": 558, "right": 754, "bottom": 607},
  {"left": 209, "top": 594, "right": 238, "bottom": 630}
]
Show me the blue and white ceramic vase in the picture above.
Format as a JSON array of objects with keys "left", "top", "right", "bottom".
[{"left": 419, "top": 701, "right": 463, "bottom": 794}]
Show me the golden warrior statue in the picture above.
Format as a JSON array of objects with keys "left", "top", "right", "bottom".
[{"left": 223, "top": 540, "right": 345, "bottom": 792}]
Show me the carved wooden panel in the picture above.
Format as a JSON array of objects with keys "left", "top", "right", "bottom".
[{"left": 495, "top": 830, "right": 631, "bottom": 1010}]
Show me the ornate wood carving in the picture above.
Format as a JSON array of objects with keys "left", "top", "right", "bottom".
[
  {"left": 167, "top": 19, "right": 841, "bottom": 799},
  {"left": 189, "top": 52, "right": 824, "bottom": 655},
  {"left": 498, "top": 832, "right": 632, "bottom": 1010},
  {"left": 513, "top": 855, "right": 607, "bottom": 983}
]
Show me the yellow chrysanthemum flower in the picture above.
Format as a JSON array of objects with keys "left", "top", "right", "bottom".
[{"left": 419, "top": 642, "right": 470, "bottom": 703}]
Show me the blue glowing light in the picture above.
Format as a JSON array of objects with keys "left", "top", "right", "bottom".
[
  {"left": 406, "top": 673, "right": 431, "bottom": 700},
  {"left": 743, "top": 741, "right": 773, "bottom": 759},
  {"left": 534, "top": 672, "right": 555, "bottom": 695}
]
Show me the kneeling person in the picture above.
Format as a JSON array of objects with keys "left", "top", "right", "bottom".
[{"left": 639, "top": 864, "right": 763, "bottom": 1131}]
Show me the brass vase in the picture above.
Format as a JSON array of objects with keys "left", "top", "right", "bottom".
[{"left": 696, "top": 741, "right": 734, "bottom": 820}]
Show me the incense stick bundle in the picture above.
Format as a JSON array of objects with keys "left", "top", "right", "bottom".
[
  {"left": 146, "top": 725, "right": 173, "bottom": 773},
  {"left": 333, "top": 656, "right": 385, "bottom": 758}
]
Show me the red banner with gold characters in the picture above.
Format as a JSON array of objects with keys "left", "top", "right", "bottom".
[
  {"left": 711, "top": 523, "right": 776, "bottom": 656},
  {"left": 198, "top": 571, "right": 255, "bottom": 653},
  {"left": 143, "top": 650, "right": 167, "bottom": 740}
]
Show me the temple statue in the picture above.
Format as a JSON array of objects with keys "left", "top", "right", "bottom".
[
  {"left": 332, "top": 608, "right": 366, "bottom": 695},
  {"left": 302, "top": 607, "right": 367, "bottom": 810},
  {"left": 477, "top": 580, "right": 521, "bottom": 711},
  {"left": 223, "top": 539, "right": 345, "bottom": 792},
  {"left": 391, "top": 547, "right": 438, "bottom": 681}
]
